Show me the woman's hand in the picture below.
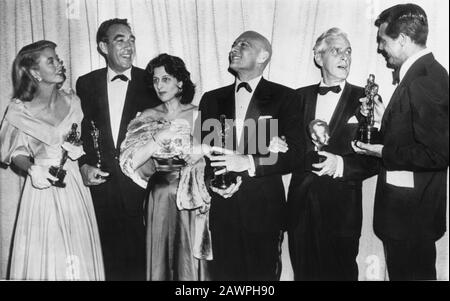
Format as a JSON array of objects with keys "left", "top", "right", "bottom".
[{"left": 28, "top": 165, "right": 58, "bottom": 189}]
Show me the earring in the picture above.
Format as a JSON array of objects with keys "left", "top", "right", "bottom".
[{"left": 34, "top": 76, "right": 42, "bottom": 82}]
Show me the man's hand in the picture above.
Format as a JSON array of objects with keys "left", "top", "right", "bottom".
[
  {"left": 80, "top": 164, "right": 109, "bottom": 186},
  {"left": 208, "top": 147, "right": 251, "bottom": 175},
  {"left": 359, "top": 95, "right": 385, "bottom": 126},
  {"left": 312, "top": 151, "right": 339, "bottom": 177},
  {"left": 181, "top": 144, "right": 211, "bottom": 165},
  {"left": 351, "top": 141, "right": 384, "bottom": 158},
  {"left": 268, "top": 136, "right": 288, "bottom": 153},
  {"left": 210, "top": 176, "right": 242, "bottom": 199}
]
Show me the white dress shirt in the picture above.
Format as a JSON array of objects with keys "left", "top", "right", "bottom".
[
  {"left": 315, "top": 80, "right": 346, "bottom": 124},
  {"left": 234, "top": 75, "right": 262, "bottom": 176},
  {"left": 107, "top": 67, "right": 131, "bottom": 146},
  {"left": 235, "top": 76, "right": 262, "bottom": 141},
  {"left": 315, "top": 80, "right": 346, "bottom": 178}
]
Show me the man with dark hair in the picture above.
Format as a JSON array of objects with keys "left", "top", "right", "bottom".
[
  {"left": 287, "top": 28, "right": 378, "bottom": 281},
  {"left": 353, "top": 4, "right": 449, "bottom": 280},
  {"left": 76, "top": 18, "right": 160, "bottom": 280},
  {"left": 198, "top": 31, "right": 302, "bottom": 280}
]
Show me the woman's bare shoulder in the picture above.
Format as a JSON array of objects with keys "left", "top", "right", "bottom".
[{"left": 139, "top": 105, "right": 165, "bottom": 118}]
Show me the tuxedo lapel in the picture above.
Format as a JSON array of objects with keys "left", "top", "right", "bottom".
[
  {"left": 240, "top": 79, "right": 267, "bottom": 152},
  {"left": 328, "top": 83, "right": 353, "bottom": 138},
  {"left": 305, "top": 85, "right": 319, "bottom": 124},
  {"left": 218, "top": 85, "right": 237, "bottom": 150},
  {"left": 96, "top": 69, "right": 115, "bottom": 151},
  {"left": 303, "top": 85, "right": 319, "bottom": 152},
  {"left": 381, "top": 53, "right": 435, "bottom": 132},
  {"left": 117, "top": 67, "right": 138, "bottom": 148}
]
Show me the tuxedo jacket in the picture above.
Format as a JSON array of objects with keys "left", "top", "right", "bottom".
[
  {"left": 198, "top": 78, "right": 302, "bottom": 233},
  {"left": 287, "top": 82, "right": 378, "bottom": 237},
  {"left": 374, "top": 53, "right": 449, "bottom": 241},
  {"left": 76, "top": 66, "right": 160, "bottom": 216}
]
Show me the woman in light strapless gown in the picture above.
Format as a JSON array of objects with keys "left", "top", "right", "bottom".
[
  {"left": 0, "top": 40, "right": 104, "bottom": 280},
  {"left": 120, "top": 54, "right": 212, "bottom": 280}
]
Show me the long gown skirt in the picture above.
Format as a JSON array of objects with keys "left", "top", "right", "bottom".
[
  {"left": 9, "top": 160, "right": 104, "bottom": 280},
  {"left": 146, "top": 171, "right": 209, "bottom": 280}
]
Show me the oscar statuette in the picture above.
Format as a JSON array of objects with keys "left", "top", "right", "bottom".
[
  {"left": 49, "top": 123, "right": 81, "bottom": 187},
  {"left": 210, "top": 114, "right": 235, "bottom": 189},
  {"left": 90, "top": 120, "right": 109, "bottom": 178},
  {"left": 308, "top": 119, "right": 330, "bottom": 169},
  {"left": 357, "top": 74, "right": 381, "bottom": 144}
]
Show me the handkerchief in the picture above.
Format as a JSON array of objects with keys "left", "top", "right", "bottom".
[
  {"left": 386, "top": 170, "right": 414, "bottom": 188},
  {"left": 347, "top": 116, "right": 358, "bottom": 124}
]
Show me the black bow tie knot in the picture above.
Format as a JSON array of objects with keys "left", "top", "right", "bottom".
[
  {"left": 111, "top": 74, "right": 129, "bottom": 82},
  {"left": 237, "top": 82, "right": 252, "bottom": 93},
  {"left": 318, "top": 85, "right": 341, "bottom": 95},
  {"left": 392, "top": 68, "right": 400, "bottom": 85}
]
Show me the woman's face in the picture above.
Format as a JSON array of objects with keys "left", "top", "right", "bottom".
[
  {"left": 33, "top": 47, "right": 66, "bottom": 84},
  {"left": 152, "top": 66, "right": 182, "bottom": 103}
]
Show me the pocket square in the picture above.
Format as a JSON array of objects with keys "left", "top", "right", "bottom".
[
  {"left": 258, "top": 115, "right": 273, "bottom": 120},
  {"left": 347, "top": 116, "right": 358, "bottom": 124}
]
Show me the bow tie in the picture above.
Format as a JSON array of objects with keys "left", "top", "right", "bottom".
[
  {"left": 318, "top": 85, "right": 341, "bottom": 95},
  {"left": 392, "top": 68, "right": 400, "bottom": 85},
  {"left": 237, "top": 82, "right": 252, "bottom": 93},
  {"left": 111, "top": 74, "right": 129, "bottom": 82}
]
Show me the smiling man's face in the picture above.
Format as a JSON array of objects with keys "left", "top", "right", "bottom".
[{"left": 101, "top": 24, "right": 136, "bottom": 73}]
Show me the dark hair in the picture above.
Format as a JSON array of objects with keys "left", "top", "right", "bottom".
[
  {"left": 12, "top": 40, "right": 57, "bottom": 102},
  {"left": 375, "top": 3, "right": 428, "bottom": 46},
  {"left": 146, "top": 53, "right": 195, "bottom": 104},
  {"left": 96, "top": 18, "right": 131, "bottom": 59}
]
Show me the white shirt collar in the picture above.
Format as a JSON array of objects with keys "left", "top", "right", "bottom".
[
  {"left": 235, "top": 75, "right": 263, "bottom": 93},
  {"left": 399, "top": 48, "right": 431, "bottom": 82},
  {"left": 319, "top": 80, "right": 346, "bottom": 90},
  {"left": 107, "top": 67, "right": 132, "bottom": 82}
]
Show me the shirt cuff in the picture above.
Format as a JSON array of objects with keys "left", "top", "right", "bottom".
[
  {"left": 333, "top": 155, "right": 344, "bottom": 178},
  {"left": 247, "top": 155, "right": 256, "bottom": 177}
]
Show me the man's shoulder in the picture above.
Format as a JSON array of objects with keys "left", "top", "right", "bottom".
[
  {"left": 78, "top": 68, "right": 106, "bottom": 79},
  {"left": 423, "top": 55, "right": 449, "bottom": 82},
  {"left": 295, "top": 83, "right": 318, "bottom": 95},
  {"left": 131, "top": 66, "right": 147, "bottom": 79},
  {"left": 202, "top": 84, "right": 234, "bottom": 98},
  {"left": 76, "top": 68, "right": 107, "bottom": 86},
  {"left": 345, "top": 82, "right": 365, "bottom": 95},
  {"left": 261, "top": 78, "right": 295, "bottom": 94}
]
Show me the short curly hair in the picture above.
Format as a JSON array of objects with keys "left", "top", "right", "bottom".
[{"left": 146, "top": 53, "right": 195, "bottom": 104}]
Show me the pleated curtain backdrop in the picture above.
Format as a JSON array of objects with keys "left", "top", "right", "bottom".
[{"left": 0, "top": 0, "right": 448, "bottom": 280}]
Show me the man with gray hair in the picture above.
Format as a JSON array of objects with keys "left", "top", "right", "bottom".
[{"left": 287, "top": 27, "right": 378, "bottom": 280}]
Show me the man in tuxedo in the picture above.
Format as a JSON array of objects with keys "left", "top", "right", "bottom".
[
  {"left": 287, "top": 28, "right": 378, "bottom": 280},
  {"left": 353, "top": 4, "right": 449, "bottom": 280},
  {"left": 76, "top": 18, "right": 159, "bottom": 280},
  {"left": 198, "top": 31, "right": 302, "bottom": 280}
]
